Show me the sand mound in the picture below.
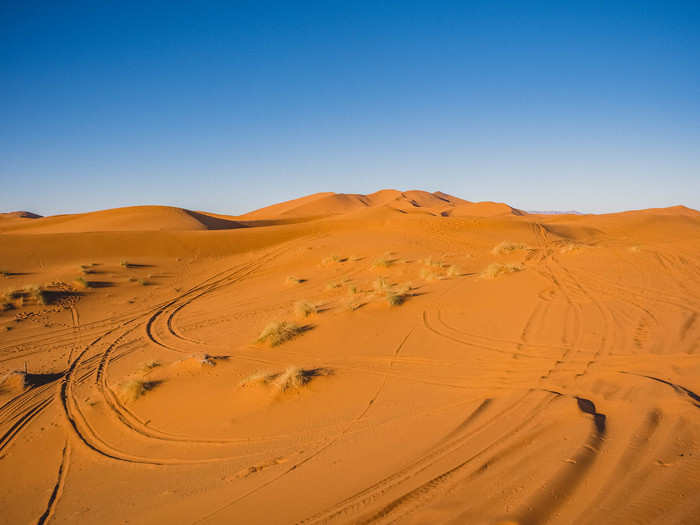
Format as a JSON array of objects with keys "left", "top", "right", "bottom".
[
  {"left": 0, "top": 205, "right": 245, "bottom": 234},
  {"left": 447, "top": 201, "right": 526, "bottom": 217},
  {"left": 242, "top": 189, "right": 475, "bottom": 219}
]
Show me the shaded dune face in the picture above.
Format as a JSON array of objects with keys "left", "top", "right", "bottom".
[{"left": 0, "top": 192, "right": 699, "bottom": 524}]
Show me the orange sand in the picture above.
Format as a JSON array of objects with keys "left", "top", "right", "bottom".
[{"left": 1, "top": 191, "right": 699, "bottom": 524}]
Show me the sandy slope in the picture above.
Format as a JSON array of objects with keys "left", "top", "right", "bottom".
[{"left": 1, "top": 192, "right": 699, "bottom": 525}]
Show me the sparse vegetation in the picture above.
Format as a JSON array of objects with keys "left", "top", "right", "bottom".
[
  {"left": 322, "top": 255, "right": 347, "bottom": 265},
  {"left": 74, "top": 276, "right": 91, "bottom": 289},
  {"left": 446, "top": 265, "right": 460, "bottom": 277},
  {"left": 345, "top": 300, "right": 365, "bottom": 311},
  {"left": 386, "top": 292, "right": 406, "bottom": 306},
  {"left": 373, "top": 276, "right": 389, "bottom": 291},
  {"left": 141, "top": 360, "right": 161, "bottom": 374},
  {"left": 27, "top": 285, "right": 48, "bottom": 305},
  {"left": 385, "top": 283, "right": 412, "bottom": 306},
  {"left": 240, "top": 366, "right": 332, "bottom": 392},
  {"left": 257, "top": 321, "right": 304, "bottom": 346},
  {"left": 372, "top": 256, "right": 394, "bottom": 269},
  {"left": 286, "top": 276, "right": 305, "bottom": 285},
  {"left": 294, "top": 301, "right": 317, "bottom": 318},
  {"left": 120, "top": 260, "right": 130, "bottom": 268},
  {"left": 420, "top": 268, "right": 438, "bottom": 281},
  {"left": 423, "top": 256, "right": 444, "bottom": 268},
  {"left": 491, "top": 241, "right": 531, "bottom": 255},
  {"left": 119, "top": 379, "right": 158, "bottom": 401},
  {"left": 481, "top": 262, "right": 524, "bottom": 279},
  {"left": 137, "top": 278, "right": 149, "bottom": 286}
]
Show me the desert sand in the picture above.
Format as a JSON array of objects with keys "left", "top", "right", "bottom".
[{"left": 1, "top": 189, "right": 699, "bottom": 524}]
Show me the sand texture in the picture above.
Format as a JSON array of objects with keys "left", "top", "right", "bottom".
[{"left": 1, "top": 191, "right": 699, "bottom": 524}]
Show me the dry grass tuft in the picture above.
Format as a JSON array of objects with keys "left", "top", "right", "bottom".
[
  {"left": 119, "top": 379, "right": 158, "bottom": 401},
  {"left": 74, "top": 276, "right": 91, "bottom": 289},
  {"left": 257, "top": 321, "right": 304, "bottom": 346},
  {"left": 481, "top": 262, "right": 524, "bottom": 279},
  {"left": 491, "top": 241, "right": 531, "bottom": 255},
  {"left": 372, "top": 257, "right": 394, "bottom": 269},
  {"left": 294, "top": 301, "right": 317, "bottom": 318},
  {"left": 240, "top": 366, "right": 332, "bottom": 392},
  {"left": 325, "top": 281, "right": 341, "bottom": 290},
  {"left": 322, "top": 255, "right": 347, "bottom": 265},
  {"left": 141, "top": 360, "right": 161, "bottom": 374},
  {"left": 420, "top": 268, "right": 439, "bottom": 281},
  {"left": 27, "top": 285, "right": 48, "bottom": 305},
  {"left": 373, "top": 277, "right": 389, "bottom": 291},
  {"left": 446, "top": 265, "right": 461, "bottom": 277},
  {"left": 386, "top": 292, "right": 406, "bottom": 306}
]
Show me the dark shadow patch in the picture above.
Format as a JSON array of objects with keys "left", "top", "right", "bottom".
[
  {"left": 184, "top": 209, "right": 248, "bottom": 230},
  {"left": 84, "top": 281, "right": 115, "bottom": 289},
  {"left": 25, "top": 372, "right": 65, "bottom": 387}
]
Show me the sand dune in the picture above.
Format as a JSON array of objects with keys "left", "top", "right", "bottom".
[
  {"left": 242, "top": 190, "right": 472, "bottom": 219},
  {"left": 1, "top": 191, "right": 699, "bottom": 524},
  {"left": 0, "top": 205, "right": 246, "bottom": 234}
]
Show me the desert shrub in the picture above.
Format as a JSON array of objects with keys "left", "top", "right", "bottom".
[
  {"left": 119, "top": 379, "right": 158, "bottom": 401},
  {"left": 491, "top": 241, "right": 531, "bottom": 255},
  {"left": 141, "top": 360, "right": 161, "bottom": 374},
  {"left": 240, "top": 366, "right": 332, "bottom": 392},
  {"left": 373, "top": 276, "right": 389, "bottom": 291},
  {"left": 481, "top": 262, "right": 524, "bottom": 279},
  {"left": 27, "top": 285, "right": 49, "bottom": 305},
  {"left": 257, "top": 321, "right": 303, "bottom": 346},
  {"left": 386, "top": 292, "right": 405, "bottom": 306},
  {"left": 446, "top": 265, "right": 460, "bottom": 277},
  {"left": 74, "top": 276, "right": 91, "bottom": 289},
  {"left": 322, "top": 255, "right": 347, "bottom": 265},
  {"left": 286, "top": 276, "right": 305, "bottom": 285},
  {"left": 372, "top": 257, "right": 394, "bottom": 269},
  {"left": 420, "top": 268, "right": 438, "bottom": 281},
  {"left": 294, "top": 301, "right": 317, "bottom": 318}
]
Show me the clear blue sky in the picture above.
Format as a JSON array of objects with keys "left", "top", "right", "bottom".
[{"left": 2, "top": 1, "right": 699, "bottom": 215}]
